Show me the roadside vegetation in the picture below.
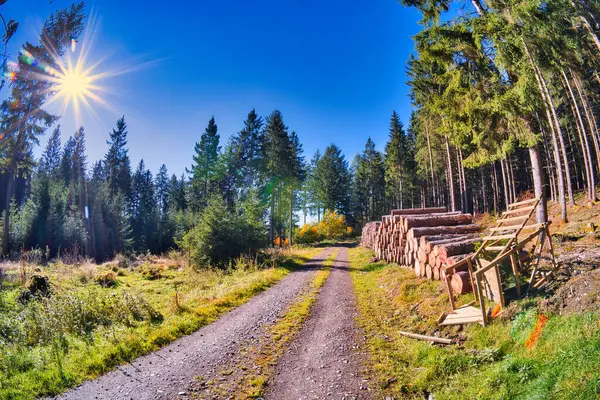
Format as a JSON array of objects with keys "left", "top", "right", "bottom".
[
  {"left": 349, "top": 242, "right": 600, "bottom": 400},
  {"left": 0, "top": 247, "right": 321, "bottom": 399}
]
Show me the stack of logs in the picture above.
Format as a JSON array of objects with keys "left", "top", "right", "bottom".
[{"left": 360, "top": 207, "right": 481, "bottom": 295}]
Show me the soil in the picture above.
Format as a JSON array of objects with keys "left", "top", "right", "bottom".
[
  {"left": 50, "top": 248, "right": 335, "bottom": 400},
  {"left": 541, "top": 267, "right": 600, "bottom": 315},
  {"left": 264, "top": 247, "right": 371, "bottom": 400}
]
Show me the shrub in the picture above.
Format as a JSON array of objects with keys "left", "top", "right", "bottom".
[
  {"left": 295, "top": 224, "right": 323, "bottom": 244},
  {"left": 318, "top": 210, "right": 346, "bottom": 239},
  {"left": 180, "top": 193, "right": 267, "bottom": 268},
  {"left": 274, "top": 237, "right": 289, "bottom": 247},
  {"left": 139, "top": 263, "right": 165, "bottom": 280},
  {"left": 96, "top": 272, "right": 119, "bottom": 288}
]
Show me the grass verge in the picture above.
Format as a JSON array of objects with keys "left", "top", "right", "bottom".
[
  {"left": 0, "top": 247, "right": 322, "bottom": 400},
  {"left": 197, "top": 248, "right": 338, "bottom": 399},
  {"left": 349, "top": 246, "right": 600, "bottom": 400}
]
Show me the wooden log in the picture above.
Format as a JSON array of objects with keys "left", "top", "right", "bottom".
[
  {"left": 414, "top": 259, "right": 421, "bottom": 277},
  {"left": 425, "top": 264, "right": 434, "bottom": 279},
  {"left": 451, "top": 271, "right": 472, "bottom": 294},
  {"left": 435, "top": 239, "right": 480, "bottom": 263},
  {"left": 391, "top": 207, "right": 447, "bottom": 216},
  {"left": 407, "top": 224, "right": 481, "bottom": 241},
  {"left": 404, "top": 213, "right": 472, "bottom": 231},
  {"left": 433, "top": 265, "right": 441, "bottom": 280},
  {"left": 444, "top": 253, "right": 474, "bottom": 273},
  {"left": 399, "top": 331, "right": 453, "bottom": 344}
]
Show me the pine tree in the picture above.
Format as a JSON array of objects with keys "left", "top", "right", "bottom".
[
  {"left": 263, "top": 110, "right": 292, "bottom": 243},
  {"left": 130, "top": 160, "right": 158, "bottom": 252},
  {"left": 354, "top": 138, "right": 386, "bottom": 223},
  {"left": 384, "top": 111, "right": 408, "bottom": 209},
  {"left": 231, "top": 109, "right": 265, "bottom": 195},
  {"left": 189, "top": 116, "right": 221, "bottom": 211},
  {"left": 313, "top": 144, "right": 351, "bottom": 216},
  {"left": 40, "top": 125, "right": 62, "bottom": 177},
  {"left": 287, "top": 130, "right": 305, "bottom": 244},
  {"left": 105, "top": 116, "right": 132, "bottom": 199}
]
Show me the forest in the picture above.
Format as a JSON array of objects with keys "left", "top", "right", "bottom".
[{"left": 1, "top": 0, "right": 600, "bottom": 268}]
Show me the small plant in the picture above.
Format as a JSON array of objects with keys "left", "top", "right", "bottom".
[
  {"left": 140, "top": 262, "right": 165, "bottom": 280},
  {"left": 115, "top": 253, "right": 129, "bottom": 269},
  {"left": 96, "top": 272, "right": 119, "bottom": 288},
  {"left": 18, "top": 274, "right": 52, "bottom": 304}
]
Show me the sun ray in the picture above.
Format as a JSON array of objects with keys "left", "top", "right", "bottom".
[{"left": 12, "top": 9, "right": 159, "bottom": 126}]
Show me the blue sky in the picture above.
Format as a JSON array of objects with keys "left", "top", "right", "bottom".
[{"left": 6, "top": 0, "right": 423, "bottom": 176}]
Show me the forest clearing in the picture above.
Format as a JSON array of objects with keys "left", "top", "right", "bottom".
[{"left": 2, "top": 0, "right": 600, "bottom": 399}]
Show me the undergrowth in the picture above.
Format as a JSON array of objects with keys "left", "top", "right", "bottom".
[
  {"left": 349, "top": 246, "right": 600, "bottom": 400},
  {"left": 0, "top": 247, "right": 322, "bottom": 400}
]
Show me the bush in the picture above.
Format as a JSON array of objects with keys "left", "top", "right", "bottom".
[
  {"left": 295, "top": 224, "right": 323, "bottom": 244},
  {"left": 318, "top": 210, "right": 346, "bottom": 239},
  {"left": 139, "top": 263, "right": 164, "bottom": 280},
  {"left": 180, "top": 193, "right": 267, "bottom": 268},
  {"left": 295, "top": 210, "right": 351, "bottom": 244},
  {"left": 96, "top": 272, "right": 119, "bottom": 288}
]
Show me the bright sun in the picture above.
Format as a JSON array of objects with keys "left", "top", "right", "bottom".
[{"left": 57, "top": 66, "right": 93, "bottom": 100}]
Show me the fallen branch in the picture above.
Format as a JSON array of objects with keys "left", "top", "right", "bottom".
[{"left": 399, "top": 331, "right": 453, "bottom": 345}]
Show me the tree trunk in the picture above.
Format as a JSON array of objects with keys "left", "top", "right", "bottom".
[
  {"left": 524, "top": 46, "right": 566, "bottom": 220},
  {"left": 538, "top": 66, "right": 574, "bottom": 207},
  {"left": 528, "top": 145, "right": 548, "bottom": 224},
  {"left": 445, "top": 137, "right": 456, "bottom": 212},
  {"left": 404, "top": 213, "right": 473, "bottom": 231},
  {"left": 270, "top": 187, "right": 275, "bottom": 245},
  {"left": 2, "top": 167, "right": 14, "bottom": 256},
  {"left": 569, "top": 0, "right": 600, "bottom": 53},
  {"left": 407, "top": 224, "right": 480, "bottom": 240},
  {"left": 289, "top": 187, "right": 294, "bottom": 246},
  {"left": 500, "top": 157, "right": 510, "bottom": 206},
  {"left": 561, "top": 68, "right": 594, "bottom": 199},
  {"left": 492, "top": 162, "right": 499, "bottom": 212},
  {"left": 425, "top": 123, "right": 436, "bottom": 206},
  {"left": 573, "top": 71, "right": 600, "bottom": 175},
  {"left": 508, "top": 156, "right": 517, "bottom": 203}
]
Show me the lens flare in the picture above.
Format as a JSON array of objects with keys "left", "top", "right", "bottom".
[{"left": 17, "top": 11, "right": 159, "bottom": 126}]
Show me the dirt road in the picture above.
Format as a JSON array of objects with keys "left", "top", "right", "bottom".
[
  {"left": 52, "top": 248, "right": 334, "bottom": 400},
  {"left": 265, "top": 246, "right": 370, "bottom": 400}
]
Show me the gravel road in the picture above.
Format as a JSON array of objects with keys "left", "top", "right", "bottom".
[
  {"left": 51, "top": 248, "right": 334, "bottom": 400},
  {"left": 265, "top": 246, "right": 371, "bottom": 400}
]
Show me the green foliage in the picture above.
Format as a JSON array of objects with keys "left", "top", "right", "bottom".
[{"left": 180, "top": 193, "right": 267, "bottom": 268}]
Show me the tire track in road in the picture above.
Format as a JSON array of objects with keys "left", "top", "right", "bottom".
[{"left": 265, "top": 246, "right": 371, "bottom": 400}]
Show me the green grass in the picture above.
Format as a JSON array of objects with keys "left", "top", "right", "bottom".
[
  {"left": 349, "top": 246, "right": 600, "bottom": 400},
  {"left": 0, "top": 247, "right": 323, "bottom": 400}
]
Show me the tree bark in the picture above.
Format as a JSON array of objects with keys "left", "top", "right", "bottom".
[
  {"left": 445, "top": 137, "right": 456, "bottom": 212},
  {"left": 573, "top": 71, "right": 600, "bottom": 175},
  {"left": 528, "top": 145, "right": 548, "bottom": 224},
  {"left": 537, "top": 66, "right": 574, "bottom": 207},
  {"left": 289, "top": 187, "right": 294, "bottom": 246},
  {"left": 561, "top": 68, "right": 594, "bottom": 199},
  {"left": 407, "top": 224, "right": 480, "bottom": 240},
  {"left": 424, "top": 123, "right": 436, "bottom": 206},
  {"left": 524, "top": 44, "right": 566, "bottom": 220},
  {"left": 2, "top": 166, "right": 14, "bottom": 256}
]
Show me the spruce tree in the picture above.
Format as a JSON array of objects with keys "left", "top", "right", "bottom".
[
  {"left": 189, "top": 116, "right": 221, "bottom": 211},
  {"left": 313, "top": 144, "right": 351, "bottom": 216},
  {"left": 105, "top": 116, "right": 132, "bottom": 199},
  {"left": 40, "top": 125, "right": 62, "bottom": 177}
]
